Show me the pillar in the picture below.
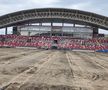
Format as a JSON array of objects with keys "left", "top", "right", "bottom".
[
  {"left": 73, "top": 23, "right": 75, "bottom": 27},
  {"left": 62, "top": 23, "right": 64, "bottom": 36},
  {"left": 93, "top": 27, "right": 98, "bottom": 38},
  {"left": 39, "top": 23, "right": 42, "bottom": 36},
  {"left": 13, "top": 26, "right": 18, "bottom": 35},
  {"left": 50, "top": 22, "right": 53, "bottom": 37},
  {"left": 5, "top": 27, "right": 7, "bottom": 35}
]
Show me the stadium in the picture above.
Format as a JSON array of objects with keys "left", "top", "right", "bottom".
[
  {"left": 0, "top": 8, "right": 108, "bottom": 90},
  {"left": 0, "top": 8, "right": 108, "bottom": 51}
]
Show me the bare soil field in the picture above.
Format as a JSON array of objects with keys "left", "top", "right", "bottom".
[{"left": 0, "top": 48, "right": 108, "bottom": 90}]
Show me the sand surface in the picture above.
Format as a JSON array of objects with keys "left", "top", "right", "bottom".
[{"left": 0, "top": 48, "right": 108, "bottom": 90}]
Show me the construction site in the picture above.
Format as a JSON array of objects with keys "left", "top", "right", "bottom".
[
  {"left": 0, "top": 48, "right": 107, "bottom": 90},
  {"left": 0, "top": 8, "right": 108, "bottom": 90}
]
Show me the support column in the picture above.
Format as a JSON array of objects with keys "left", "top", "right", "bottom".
[
  {"left": 62, "top": 23, "right": 64, "bottom": 36},
  {"left": 93, "top": 27, "right": 98, "bottom": 38},
  {"left": 39, "top": 23, "right": 42, "bottom": 26},
  {"left": 39, "top": 23, "right": 42, "bottom": 36},
  {"left": 85, "top": 25, "right": 87, "bottom": 27},
  {"left": 73, "top": 24, "right": 76, "bottom": 37},
  {"left": 27, "top": 22, "right": 30, "bottom": 36},
  {"left": 5, "top": 27, "right": 7, "bottom": 35},
  {"left": 50, "top": 22, "right": 53, "bottom": 37},
  {"left": 13, "top": 26, "right": 18, "bottom": 35},
  {"left": 73, "top": 23, "right": 75, "bottom": 27}
]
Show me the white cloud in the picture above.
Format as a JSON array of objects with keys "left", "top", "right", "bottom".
[
  {"left": 67, "top": 1, "right": 108, "bottom": 16},
  {"left": 0, "top": 0, "right": 61, "bottom": 15},
  {"left": 68, "top": 2, "right": 92, "bottom": 10},
  {"left": 67, "top": 2, "right": 99, "bottom": 13},
  {"left": 30, "top": 0, "right": 59, "bottom": 5}
]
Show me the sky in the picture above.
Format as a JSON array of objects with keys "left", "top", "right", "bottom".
[{"left": 0, "top": 0, "right": 108, "bottom": 34}]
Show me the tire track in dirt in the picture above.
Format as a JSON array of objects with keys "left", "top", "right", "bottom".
[
  {"left": 96, "top": 52, "right": 108, "bottom": 57},
  {"left": 81, "top": 52, "right": 108, "bottom": 71},
  {"left": 78, "top": 52, "right": 108, "bottom": 89},
  {"left": 66, "top": 51, "right": 94, "bottom": 90},
  {"left": 85, "top": 52, "right": 108, "bottom": 70},
  {"left": 0, "top": 50, "right": 52, "bottom": 86},
  {"left": 41, "top": 51, "right": 67, "bottom": 85},
  {"left": 12, "top": 51, "right": 57, "bottom": 90},
  {"left": 72, "top": 52, "right": 101, "bottom": 82},
  {"left": 75, "top": 52, "right": 103, "bottom": 70},
  {"left": 0, "top": 50, "right": 51, "bottom": 76},
  {"left": 67, "top": 52, "right": 85, "bottom": 76},
  {"left": 0, "top": 50, "right": 56, "bottom": 90},
  {"left": 19, "top": 51, "right": 86, "bottom": 90},
  {"left": 0, "top": 49, "right": 41, "bottom": 61},
  {"left": 0, "top": 48, "right": 32, "bottom": 57},
  {"left": 85, "top": 52, "right": 108, "bottom": 63},
  {"left": 23, "top": 51, "right": 60, "bottom": 88},
  {"left": 0, "top": 49, "right": 48, "bottom": 66},
  {"left": 66, "top": 52, "right": 74, "bottom": 78},
  {"left": 76, "top": 52, "right": 108, "bottom": 81},
  {"left": 1, "top": 50, "right": 108, "bottom": 90}
]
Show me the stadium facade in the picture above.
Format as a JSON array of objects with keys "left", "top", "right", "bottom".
[
  {"left": 0, "top": 8, "right": 108, "bottom": 51},
  {"left": 0, "top": 8, "right": 108, "bottom": 37}
]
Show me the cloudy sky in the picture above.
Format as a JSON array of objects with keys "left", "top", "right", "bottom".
[{"left": 0, "top": 0, "right": 108, "bottom": 34}]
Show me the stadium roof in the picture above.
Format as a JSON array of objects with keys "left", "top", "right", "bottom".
[{"left": 0, "top": 8, "right": 108, "bottom": 30}]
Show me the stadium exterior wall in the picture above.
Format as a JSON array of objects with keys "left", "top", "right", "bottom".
[{"left": 0, "top": 8, "right": 108, "bottom": 30}]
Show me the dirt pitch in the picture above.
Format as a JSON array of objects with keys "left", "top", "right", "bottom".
[{"left": 0, "top": 48, "right": 108, "bottom": 90}]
